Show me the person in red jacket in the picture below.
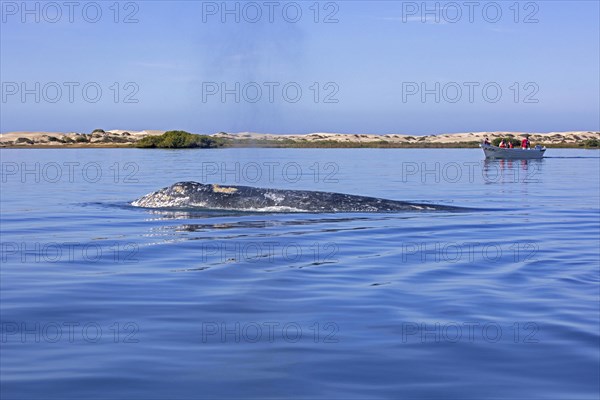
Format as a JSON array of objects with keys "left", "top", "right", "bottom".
[{"left": 521, "top": 137, "right": 530, "bottom": 149}]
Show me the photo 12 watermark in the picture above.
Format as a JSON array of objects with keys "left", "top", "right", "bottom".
[
  {"left": 400, "top": 321, "right": 540, "bottom": 343},
  {"left": 399, "top": 2, "right": 539, "bottom": 24},
  {"left": 196, "top": 241, "right": 339, "bottom": 265},
  {"left": 399, "top": 241, "right": 539, "bottom": 263},
  {"left": 200, "top": 321, "right": 340, "bottom": 343},
  {"left": 201, "top": 81, "right": 340, "bottom": 104},
  {"left": 200, "top": 1, "right": 340, "bottom": 24},
  {"left": 399, "top": 161, "right": 541, "bottom": 184},
  {"left": 1, "top": 1, "right": 140, "bottom": 24},
  {"left": 1, "top": 321, "right": 140, "bottom": 343},
  {"left": 1, "top": 82, "right": 140, "bottom": 104},
  {"left": 1, "top": 161, "right": 140, "bottom": 184},
  {"left": 401, "top": 82, "right": 540, "bottom": 104},
  {"left": 198, "top": 161, "right": 340, "bottom": 184},
  {"left": 1, "top": 242, "right": 139, "bottom": 264}
]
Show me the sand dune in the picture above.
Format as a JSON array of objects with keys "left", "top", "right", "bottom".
[
  {"left": 1, "top": 130, "right": 598, "bottom": 147},
  {"left": 214, "top": 131, "right": 599, "bottom": 145}
]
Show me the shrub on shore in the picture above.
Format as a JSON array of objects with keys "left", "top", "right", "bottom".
[
  {"left": 135, "top": 131, "right": 226, "bottom": 149},
  {"left": 15, "top": 137, "right": 34, "bottom": 145},
  {"left": 74, "top": 135, "right": 90, "bottom": 143}
]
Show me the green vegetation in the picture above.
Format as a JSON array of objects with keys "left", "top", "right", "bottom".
[
  {"left": 74, "top": 135, "right": 90, "bottom": 143},
  {"left": 582, "top": 139, "right": 599, "bottom": 148},
  {"left": 226, "top": 139, "right": 482, "bottom": 149},
  {"left": 15, "top": 137, "right": 34, "bottom": 145},
  {"left": 135, "top": 130, "right": 227, "bottom": 149}
]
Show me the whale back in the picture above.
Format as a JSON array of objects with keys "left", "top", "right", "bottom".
[{"left": 131, "top": 182, "right": 462, "bottom": 212}]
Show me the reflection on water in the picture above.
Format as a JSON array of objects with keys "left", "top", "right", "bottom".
[
  {"left": 144, "top": 210, "right": 381, "bottom": 224},
  {"left": 483, "top": 159, "right": 544, "bottom": 184},
  {"left": 149, "top": 216, "right": 392, "bottom": 232}
]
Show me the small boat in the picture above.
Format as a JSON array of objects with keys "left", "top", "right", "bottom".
[{"left": 480, "top": 143, "right": 546, "bottom": 159}]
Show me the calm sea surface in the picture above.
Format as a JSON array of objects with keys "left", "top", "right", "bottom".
[{"left": 1, "top": 148, "right": 599, "bottom": 399}]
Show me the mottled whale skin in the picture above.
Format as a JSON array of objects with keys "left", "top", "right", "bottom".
[
  {"left": 132, "top": 182, "right": 464, "bottom": 213},
  {"left": 131, "top": 182, "right": 465, "bottom": 213}
]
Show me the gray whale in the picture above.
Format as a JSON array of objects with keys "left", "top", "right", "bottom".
[{"left": 132, "top": 182, "right": 464, "bottom": 213}]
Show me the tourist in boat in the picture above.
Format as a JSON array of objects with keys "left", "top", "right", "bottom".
[
  {"left": 483, "top": 137, "right": 490, "bottom": 146},
  {"left": 521, "top": 137, "right": 530, "bottom": 149},
  {"left": 499, "top": 139, "right": 507, "bottom": 148},
  {"left": 508, "top": 141, "right": 514, "bottom": 149}
]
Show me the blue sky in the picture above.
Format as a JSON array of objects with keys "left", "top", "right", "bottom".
[{"left": 1, "top": 0, "right": 599, "bottom": 134}]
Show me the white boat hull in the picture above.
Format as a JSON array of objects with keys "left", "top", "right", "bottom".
[{"left": 480, "top": 144, "right": 545, "bottom": 159}]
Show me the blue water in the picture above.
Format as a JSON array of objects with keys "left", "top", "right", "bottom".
[{"left": 1, "top": 148, "right": 599, "bottom": 399}]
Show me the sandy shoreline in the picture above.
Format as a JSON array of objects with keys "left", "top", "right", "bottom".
[{"left": 1, "top": 130, "right": 598, "bottom": 148}]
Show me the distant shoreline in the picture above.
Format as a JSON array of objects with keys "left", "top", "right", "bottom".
[{"left": 1, "top": 130, "right": 598, "bottom": 149}]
